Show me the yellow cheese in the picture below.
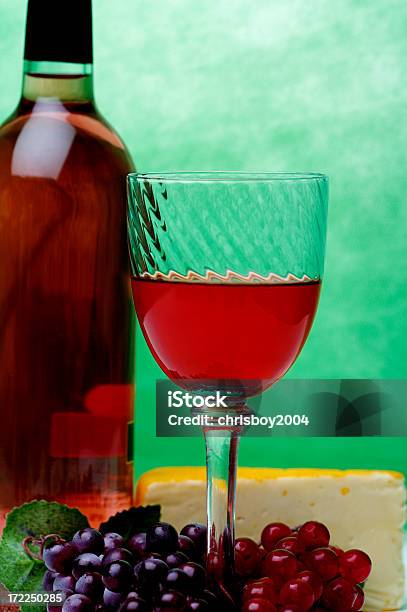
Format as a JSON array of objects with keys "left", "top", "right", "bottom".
[{"left": 136, "top": 467, "right": 406, "bottom": 611}]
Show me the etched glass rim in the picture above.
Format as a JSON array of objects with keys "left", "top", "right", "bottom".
[{"left": 128, "top": 171, "right": 328, "bottom": 184}]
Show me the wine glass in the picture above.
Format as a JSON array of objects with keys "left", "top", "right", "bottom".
[{"left": 127, "top": 172, "right": 328, "bottom": 594}]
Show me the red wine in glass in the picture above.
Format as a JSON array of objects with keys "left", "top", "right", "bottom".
[{"left": 132, "top": 278, "right": 321, "bottom": 397}]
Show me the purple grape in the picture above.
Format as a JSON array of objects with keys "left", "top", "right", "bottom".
[
  {"left": 43, "top": 570, "right": 57, "bottom": 592},
  {"left": 47, "top": 606, "right": 63, "bottom": 612},
  {"left": 156, "top": 590, "right": 187, "bottom": 609},
  {"left": 53, "top": 574, "right": 76, "bottom": 593},
  {"left": 186, "top": 599, "right": 210, "bottom": 611},
  {"left": 164, "top": 551, "right": 189, "bottom": 568},
  {"left": 125, "top": 592, "right": 144, "bottom": 601},
  {"left": 72, "top": 553, "right": 102, "bottom": 579},
  {"left": 143, "top": 552, "right": 163, "bottom": 561},
  {"left": 118, "top": 598, "right": 148, "bottom": 612},
  {"left": 180, "top": 524, "right": 207, "bottom": 556},
  {"left": 146, "top": 523, "right": 178, "bottom": 554},
  {"left": 127, "top": 533, "right": 147, "bottom": 559},
  {"left": 179, "top": 563, "right": 206, "bottom": 594},
  {"left": 44, "top": 542, "right": 77, "bottom": 574},
  {"left": 102, "top": 548, "right": 133, "bottom": 566},
  {"left": 102, "top": 560, "right": 133, "bottom": 593},
  {"left": 75, "top": 572, "right": 103, "bottom": 599},
  {"left": 62, "top": 594, "right": 94, "bottom": 612},
  {"left": 72, "top": 528, "right": 105, "bottom": 555},
  {"left": 178, "top": 535, "right": 197, "bottom": 561},
  {"left": 103, "top": 589, "right": 126, "bottom": 610},
  {"left": 165, "top": 568, "right": 190, "bottom": 594},
  {"left": 103, "top": 533, "right": 124, "bottom": 552},
  {"left": 134, "top": 558, "right": 168, "bottom": 591}
]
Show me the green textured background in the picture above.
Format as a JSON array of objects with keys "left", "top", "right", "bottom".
[{"left": 1, "top": 0, "right": 407, "bottom": 478}]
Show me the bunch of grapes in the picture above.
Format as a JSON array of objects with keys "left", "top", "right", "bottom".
[
  {"left": 42, "top": 522, "right": 217, "bottom": 612},
  {"left": 235, "top": 521, "right": 372, "bottom": 611},
  {"left": 41, "top": 519, "right": 372, "bottom": 611}
]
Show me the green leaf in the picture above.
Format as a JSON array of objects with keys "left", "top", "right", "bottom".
[
  {"left": 0, "top": 500, "right": 89, "bottom": 612},
  {"left": 99, "top": 505, "right": 160, "bottom": 540},
  {"left": 1, "top": 500, "right": 89, "bottom": 551}
]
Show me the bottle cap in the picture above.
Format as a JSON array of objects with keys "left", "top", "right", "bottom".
[{"left": 24, "top": 0, "right": 93, "bottom": 64}]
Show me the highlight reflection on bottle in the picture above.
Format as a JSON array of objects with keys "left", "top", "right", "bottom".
[{"left": 0, "top": 0, "right": 135, "bottom": 529}]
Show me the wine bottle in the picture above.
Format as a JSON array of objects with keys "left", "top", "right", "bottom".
[{"left": 0, "top": 0, "right": 135, "bottom": 529}]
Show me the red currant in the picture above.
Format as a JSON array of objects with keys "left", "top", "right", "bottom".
[
  {"left": 321, "top": 577, "right": 356, "bottom": 611},
  {"left": 241, "top": 598, "right": 276, "bottom": 612},
  {"left": 329, "top": 545, "right": 344, "bottom": 556},
  {"left": 297, "top": 570, "right": 323, "bottom": 600},
  {"left": 303, "top": 547, "right": 339, "bottom": 581},
  {"left": 274, "top": 536, "right": 304, "bottom": 555},
  {"left": 243, "top": 578, "right": 277, "bottom": 603},
  {"left": 351, "top": 584, "right": 365, "bottom": 610},
  {"left": 298, "top": 522, "right": 330, "bottom": 550},
  {"left": 262, "top": 549, "right": 297, "bottom": 584},
  {"left": 280, "top": 578, "right": 315, "bottom": 611},
  {"left": 261, "top": 523, "right": 291, "bottom": 552},
  {"left": 279, "top": 606, "right": 301, "bottom": 612},
  {"left": 339, "top": 549, "right": 372, "bottom": 584},
  {"left": 235, "top": 538, "right": 262, "bottom": 577}
]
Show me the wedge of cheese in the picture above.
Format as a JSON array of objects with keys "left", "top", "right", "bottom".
[{"left": 136, "top": 467, "right": 406, "bottom": 611}]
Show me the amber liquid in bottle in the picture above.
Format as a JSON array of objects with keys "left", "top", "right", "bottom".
[{"left": 0, "top": 0, "right": 135, "bottom": 529}]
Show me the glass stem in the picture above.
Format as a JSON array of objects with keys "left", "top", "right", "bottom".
[
  {"left": 201, "top": 404, "right": 251, "bottom": 597},
  {"left": 205, "top": 426, "right": 240, "bottom": 577}
]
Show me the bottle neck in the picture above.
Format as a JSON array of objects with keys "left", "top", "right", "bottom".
[
  {"left": 22, "top": 61, "right": 94, "bottom": 104},
  {"left": 22, "top": 0, "right": 94, "bottom": 104}
]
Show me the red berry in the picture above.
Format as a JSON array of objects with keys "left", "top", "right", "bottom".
[
  {"left": 274, "top": 536, "right": 304, "bottom": 555},
  {"left": 321, "top": 577, "right": 356, "bottom": 611},
  {"left": 339, "top": 549, "right": 372, "bottom": 584},
  {"left": 303, "top": 547, "right": 339, "bottom": 581},
  {"left": 241, "top": 598, "right": 276, "bottom": 612},
  {"left": 243, "top": 578, "right": 277, "bottom": 603},
  {"left": 298, "top": 522, "right": 330, "bottom": 550},
  {"left": 280, "top": 578, "right": 315, "bottom": 611},
  {"left": 279, "top": 606, "right": 301, "bottom": 612},
  {"left": 261, "top": 523, "right": 291, "bottom": 552},
  {"left": 297, "top": 570, "right": 323, "bottom": 600},
  {"left": 235, "top": 538, "right": 262, "bottom": 577},
  {"left": 262, "top": 549, "right": 297, "bottom": 584},
  {"left": 329, "top": 545, "right": 343, "bottom": 556},
  {"left": 351, "top": 584, "right": 365, "bottom": 610}
]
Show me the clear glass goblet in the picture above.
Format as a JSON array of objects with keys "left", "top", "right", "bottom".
[{"left": 127, "top": 172, "right": 328, "bottom": 596}]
